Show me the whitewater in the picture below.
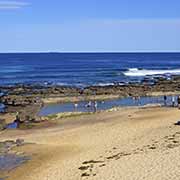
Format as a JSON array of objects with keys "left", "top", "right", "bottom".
[{"left": 123, "top": 68, "right": 180, "bottom": 77}]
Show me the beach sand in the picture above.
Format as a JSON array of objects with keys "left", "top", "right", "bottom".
[{"left": 1, "top": 106, "right": 180, "bottom": 180}]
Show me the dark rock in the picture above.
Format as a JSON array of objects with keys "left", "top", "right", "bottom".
[
  {"left": 175, "top": 121, "right": 180, "bottom": 126},
  {"left": 0, "top": 140, "right": 16, "bottom": 153},
  {"left": 81, "top": 173, "right": 90, "bottom": 177},
  {"left": 16, "top": 139, "right": 24, "bottom": 146},
  {"left": 2, "top": 76, "right": 180, "bottom": 129},
  {"left": 82, "top": 160, "right": 104, "bottom": 164},
  {"left": 78, "top": 166, "right": 90, "bottom": 171}
]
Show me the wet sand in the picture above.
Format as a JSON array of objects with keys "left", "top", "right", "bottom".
[{"left": 0, "top": 106, "right": 180, "bottom": 180}]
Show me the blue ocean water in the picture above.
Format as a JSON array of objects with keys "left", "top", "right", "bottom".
[{"left": 0, "top": 53, "right": 180, "bottom": 87}]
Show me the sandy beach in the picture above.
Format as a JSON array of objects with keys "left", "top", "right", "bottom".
[
  {"left": 1, "top": 1, "right": 180, "bottom": 179},
  {"left": 0, "top": 106, "right": 180, "bottom": 180}
]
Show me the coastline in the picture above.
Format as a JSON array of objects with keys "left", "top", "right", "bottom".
[
  {"left": 1, "top": 77, "right": 180, "bottom": 179},
  {"left": 1, "top": 106, "right": 180, "bottom": 180},
  {"left": 1, "top": 7, "right": 180, "bottom": 180},
  {"left": 1, "top": 76, "right": 180, "bottom": 125}
]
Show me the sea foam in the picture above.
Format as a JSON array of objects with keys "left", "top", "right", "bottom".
[{"left": 123, "top": 68, "right": 180, "bottom": 77}]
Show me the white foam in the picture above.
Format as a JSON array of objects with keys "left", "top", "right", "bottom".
[
  {"left": 123, "top": 68, "right": 180, "bottom": 77},
  {"left": 97, "top": 83, "right": 115, "bottom": 86}
]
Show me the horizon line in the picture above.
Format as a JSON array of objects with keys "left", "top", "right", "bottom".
[{"left": 0, "top": 51, "right": 180, "bottom": 54}]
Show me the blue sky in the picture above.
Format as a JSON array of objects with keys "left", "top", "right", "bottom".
[{"left": 0, "top": 0, "right": 180, "bottom": 52}]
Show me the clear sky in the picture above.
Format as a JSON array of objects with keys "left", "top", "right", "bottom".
[{"left": 0, "top": 0, "right": 180, "bottom": 52}]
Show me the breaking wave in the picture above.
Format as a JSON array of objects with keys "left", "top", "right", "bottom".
[{"left": 123, "top": 68, "right": 180, "bottom": 77}]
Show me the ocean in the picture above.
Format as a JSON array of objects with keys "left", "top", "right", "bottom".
[{"left": 0, "top": 53, "right": 180, "bottom": 87}]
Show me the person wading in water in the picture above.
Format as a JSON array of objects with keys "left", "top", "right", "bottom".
[
  {"left": 94, "top": 101, "right": 98, "bottom": 112},
  {"left": 172, "top": 96, "right": 175, "bottom": 107},
  {"left": 164, "top": 95, "right": 167, "bottom": 106},
  {"left": 178, "top": 96, "right": 180, "bottom": 109}
]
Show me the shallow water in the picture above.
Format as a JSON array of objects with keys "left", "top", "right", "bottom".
[
  {"left": 0, "top": 104, "right": 5, "bottom": 113},
  {"left": 39, "top": 95, "right": 177, "bottom": 116},
  {"left": 6, "top": 122, "right": 18, "bottom": 129},
  {"left": 0, "top": 154, "right": 30, "bottom": 172}
]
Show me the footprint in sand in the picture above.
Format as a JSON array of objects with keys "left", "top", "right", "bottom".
[
  {"left": 79, "top": 166, "right": 90, "bottom": 171},
  {"left": 81, "top": 172, "right": 90, "bottom": 177},
  {"left": 79, "top": 131, "right": 180, "bottom": 178},
  {"left": 82, "top": 160, "right": 104, "bottom": 164}
]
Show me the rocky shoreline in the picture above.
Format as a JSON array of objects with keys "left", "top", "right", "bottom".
[{"left": 1, "top": 76, "right": 180, "bottom": 129}]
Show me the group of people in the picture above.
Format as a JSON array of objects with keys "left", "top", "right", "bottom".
[
  {"left": 133, "top": 95, "right": 180, "bottom": 108},
  {"left": 163, "top": 95, "right": 180, "bottom": 108},
  {"left": 73, "top": 95, "right": 180, "bottom": 113},
  {"left": 74, "top": 101, "right": 98, "bottom": 112},
  {"left": 132, "top": 96, "right": 141, "bottom": 105}
]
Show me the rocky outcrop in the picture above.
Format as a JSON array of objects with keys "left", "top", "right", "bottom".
[
  {"left": 1, "top": 76, "right": 180, "bottom": 99},
  {"left": 1, "top": 76, "right": 180, "bottom": 127}
]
